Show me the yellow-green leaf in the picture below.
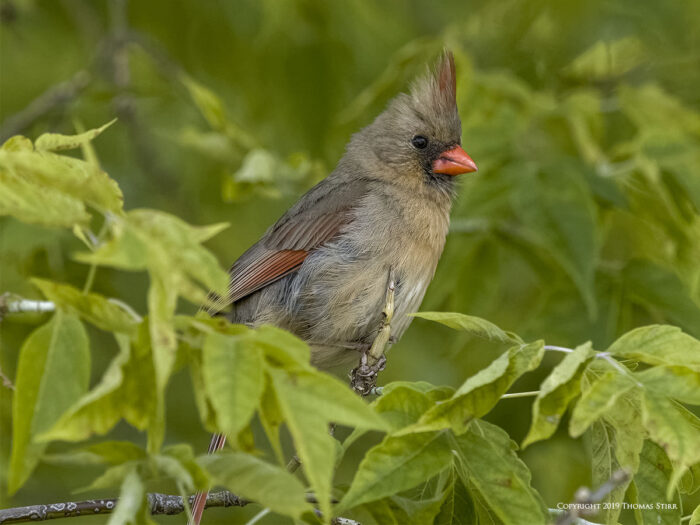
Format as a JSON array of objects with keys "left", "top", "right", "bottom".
[
  {"left": 569, "top": 369, "right": 637, "bottom": 437},
  {"left": 32, "top": 278, "right": 138, "bottom": 335},
  {"left": 628, "top": 440, "right": 682, "bottom": 525},
  {"left": 201, "top": 452, "right": 313, "bottom": 519},
  {"left": 40, "top": 329, "right": 157, "bottom": 442},
  {"left": 34, "top": 119, "right": 116, "bottom": 152},
  {"left": 268, "top": 366, "right": 387, "bottom": 522},
  {"left": 408, "top": 341, "right": 544, "bottom": 435},
  {"left": 522, "top": 342, "right": 594, "bottom": 447},
  {"left": 8, "top": 312, "right": 90, "bottom": 493},
  {"left": 608, "top": 325, "right": 700, "bottom": 372},
  {"left": 202, "top": 331, "right": 264, "bottom": 438},
  {"left": 338, "top": 431, "right": 452, "bottom": 512},
  {"left": 641, "top": 393, "right": 700, "bottom": 498},
  {"left": 452, "top": 420, "right": 547, "bottom": 525},
  {"left": 411, "top": 312, "right": 523, "bottom": 344}
]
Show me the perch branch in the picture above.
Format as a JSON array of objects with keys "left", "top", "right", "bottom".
[
  {"left": 350, "top": 268, "right": 395, "bottom": 396},
  {"left": 0, "top": 491, "right": 244, "bottom": 523},
  {"left": 0, "top": 490, "right": 359, "bottom": 524}
]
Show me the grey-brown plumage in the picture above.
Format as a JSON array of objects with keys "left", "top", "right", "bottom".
[
  {"left": 190, "top": 49, "right": 478, "bottom": 525},
  {"left": 209, "top": 50, "right": 477, "bottom": 370}
]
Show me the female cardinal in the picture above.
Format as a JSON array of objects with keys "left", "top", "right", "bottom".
[{"left": 190, "top": 50, "right": 477, "bottom": 524}]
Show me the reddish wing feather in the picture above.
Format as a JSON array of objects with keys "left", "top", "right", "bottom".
[{"left": 228, "top": 249, "right": 308, "bottom": 304}]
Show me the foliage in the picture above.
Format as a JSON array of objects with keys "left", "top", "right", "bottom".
[{"left": 2, "top": 1, "right": 700, "bottom": 524}]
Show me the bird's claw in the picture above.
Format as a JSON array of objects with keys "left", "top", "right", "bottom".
[{"left": 350, "top": 354, "right": 386, "bottom": 396}]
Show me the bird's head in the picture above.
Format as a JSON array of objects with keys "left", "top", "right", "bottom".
[{"left": 353, "top": 50, "right": 477, "bottom": 190}]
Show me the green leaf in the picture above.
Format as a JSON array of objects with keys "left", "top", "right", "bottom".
[
  {"left": 161, "top": 444, "right": 209, "bottom": 491},
  {"left": 338, "top": 431, "right": 452, "bottom": 512},
  {"left": 34, "top": 119, "right": 116, "bottom": 152},
  {"left": 268, "top": 366, "right": 387, "bottom": 521},
  {"left": 592, "top": 383, "right": 645, "bottom": 518},
  {"left": 636, "top": 366, "right": 700, "bottom": 404},
  {"left": 623, "top": 263, "right": 700, "bottom": 339},
  {"left": 252, "top": 324, "right": 312, "bottom": 369},
  {"left": 0, "top": 148, "right": 123, "bottom": 215},
  {"left": 107, "top": 469, "right": 154, "bottom": 525},
  {"left": 180, "top": 75, "right": 228, "bottom": 131},
  {"left": 523, "top": 342, "right": 594, "bottom": 447},
  {"left": 82, "top": 462, "right": 138, "bottom": 491},
  {"left": 408, "top": 341, "right": 544, "bottom": 435},
  {"left": 372, "top": 382, "right": 453, "bottom": 432},
  {"left": 563, "top": 37, "right": 644, "bottom": 80},
  {"left": 0, "top": 164, "right": 90, "bottom": 227},
  {"left": 510, "top": 163, "right": 599, "bottom": 316},
  {"left": 628, "top": 440, "right": 682, "bottom": 525},
  {"left": 411, "top": 312, "right": 523, "bottom": 344},
  {"left": 452, "top": 420, "right": 547, "bottom": 525},
  {"left": 82, "top": 209, "right": 228, "bottom": 289},
  {"left": 75, "top": 209, "right": 229, "bottom": 433},
  {"left": 1, "top": 135, "right": 33, "bottom": 151},
  {"left": 641, "top": 392, "right": 700, "bottom": 497},
  {"left": 202, "top": 330, "right": 264, "bottom": 438},
  {"left": 32, "top": 278, "right": 138, "bottom": 335},
  {"left": 589, "top": 420, "right": 634, "bottom": 524},
  {"left": 77, "top": 209, "right": 229, "bottom": 302},
  {"left": 258, "top": 375, "right": 285, "bottom": 465},
  {"left": 200, "top": 452, "right": 312, "bottom": 519},
  {"left": 608, "top": 325, "right": 700, "bottom": 372},
  {"left": 43, "top": 441, "right": 148, "bottom": 468},
  {"left": 569, "top": 369, "right": 637, "bottom": 437},
  {"left": 434, "top": 472, "right": 475, "bottom": 525},
  {"left": 689, "top": 504, "right": 700, "bottom": 525},
  {"left": 8, "top": 312, "right": 90, "bottom": 494},
  {"left": 40, "top": 328, "right": 157, "bottom": 442}
]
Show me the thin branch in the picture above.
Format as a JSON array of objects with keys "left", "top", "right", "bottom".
[
  {"left": 0, "top": 71, "right": 91, "bottom": 142},
  {"left": 0, "top": 294, "right": 56, "bottom": 322},
  {"left": 350, "top": 268, "right": 395, "bottom": 396},
  {"left": 545, "top": 345, "right": 643, "bottom": 387},
  {"left": 553, "top": 469, "right": 630, "bottom": 525}
]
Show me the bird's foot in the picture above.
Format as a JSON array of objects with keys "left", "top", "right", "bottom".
[{"left": 350, "top": 352, "right": 386, "bottom": 396}]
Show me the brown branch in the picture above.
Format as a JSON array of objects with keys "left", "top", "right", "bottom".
[
  {"left": 0, "top": 71, "right": 91, "bottom": 142},
  {"left": 350, "top": 268, "right": 395, "bottom": 396},
  {"left": 104, "top": 0, "right": 175, "bottom": 193}
]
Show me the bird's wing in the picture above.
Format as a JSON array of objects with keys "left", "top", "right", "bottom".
[{"left": 205, "top": 177, "right": 368, "bottom": 314}]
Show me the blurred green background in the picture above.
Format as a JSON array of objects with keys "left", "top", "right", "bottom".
[{"left": 1, "top": 0, "right": 699, "bottom": 523}]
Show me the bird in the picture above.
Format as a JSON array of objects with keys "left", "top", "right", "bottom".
[{"left": 189, "top": 49, "right": 477, "bottom": 525}]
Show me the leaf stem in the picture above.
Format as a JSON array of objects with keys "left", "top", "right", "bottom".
[
  {"left": 500, "top": 390, "right": 540, "bottom": 399},
  {"left": 544, "top": 345, "right": 575, "bottom": 353}
]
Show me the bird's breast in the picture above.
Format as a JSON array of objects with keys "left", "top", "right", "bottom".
[{"left": 289, "top": 187, "right": 450, "bottom": 362}]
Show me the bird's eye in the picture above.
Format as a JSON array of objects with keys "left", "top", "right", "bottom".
[{"left": 411, "top": 135, "right": 429, "bottom": 149}]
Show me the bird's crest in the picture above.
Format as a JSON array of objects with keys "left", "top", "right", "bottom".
[{"left": 406, "top": 49, "right": 460, "bottom": 138}]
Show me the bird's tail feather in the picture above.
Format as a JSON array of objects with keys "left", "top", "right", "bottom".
[{"left": 188, "top": 433, "right": 227, "bottom": 525}]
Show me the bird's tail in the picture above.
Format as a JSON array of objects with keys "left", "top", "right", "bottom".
[{"left": 188, "top": 433, "right": 227, "bottom": 525}]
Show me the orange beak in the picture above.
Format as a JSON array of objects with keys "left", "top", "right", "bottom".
[{"left": 432, "top": 145, "right": 478, "bottom": 176}]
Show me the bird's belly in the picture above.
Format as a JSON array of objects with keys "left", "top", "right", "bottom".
[{"left": 289, "top": 244, "right": 434, "bottom": 369}]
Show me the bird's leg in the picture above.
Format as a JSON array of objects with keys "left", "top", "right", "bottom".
[{"left": 350, "top": 268, "right": 395, "bottom": 396}]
